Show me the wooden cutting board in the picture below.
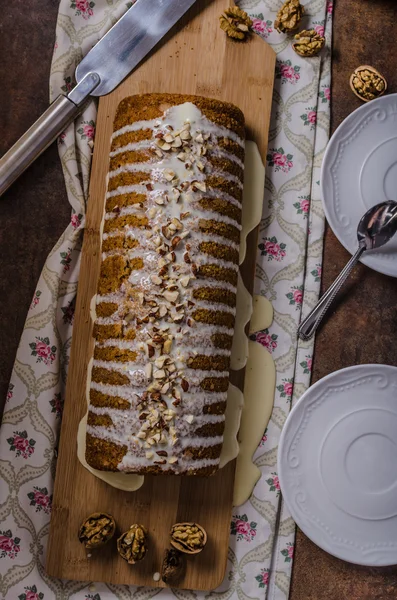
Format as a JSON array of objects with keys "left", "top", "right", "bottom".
[{"left": 47, "top": 0, "right": 275, "bottom": 590}]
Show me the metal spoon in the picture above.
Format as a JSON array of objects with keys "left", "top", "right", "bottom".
[{"left": 298, "top": 200, "right": 397, "bottom": 341}]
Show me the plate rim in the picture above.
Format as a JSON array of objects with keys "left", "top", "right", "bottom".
[
  {"left": 278, "top": 363, "right": 397, "bottom": 566},
  {"left": 320, "top": 93, "right": 397, "bottom": 278}
]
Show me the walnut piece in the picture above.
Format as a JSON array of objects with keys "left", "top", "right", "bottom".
[
  {"left": 219, "top": 6, "right": 252, "bottom": 41},
  {"left": 274, "top": 0, "right": 304, "bottom": 33},
  {"left": 161, "top": 548, "right": 185, "bottom": 583},
  {"left": 117, "top": 524, "right": 148, "bottom": 564},
  {"left": 292, "top": 29, "right": 325, "bottom": 57},
  {"left": 350, "top": 65, "right": 387, "bottom": 102},
  {"left": 170, "top": 522, "right": 207, "bottom": 554},
  {"left": 78, "top": 512, "right": 116, "bottom": 549}
]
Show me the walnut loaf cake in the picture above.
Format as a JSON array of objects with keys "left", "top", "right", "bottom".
[{"left": 85, "top": 93, "right": 245, "bottom": 476}]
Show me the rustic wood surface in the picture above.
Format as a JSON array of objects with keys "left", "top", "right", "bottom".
[
  {"left": 46, "top": 0, "right": 275, "bottom": 588},
  {"left": 3, "top": 0, "right": 397, "bottom": 597},
  {"left": 290, "top": 1, "right": 397, "bottom": 598}
]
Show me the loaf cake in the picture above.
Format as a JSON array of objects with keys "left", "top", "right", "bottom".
[{"left": 85, "top": 93, "right": 245, "bottom": 476}]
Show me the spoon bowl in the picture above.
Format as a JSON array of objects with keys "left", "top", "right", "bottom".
[
  {"left": 298, "top": 200, "right": 397, "bottom": 340},
  {"left": 357, "top": 200, "right": 397, "bottom": 251}
]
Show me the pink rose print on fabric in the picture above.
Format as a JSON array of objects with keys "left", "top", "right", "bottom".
[
  {"left": 313, "top": 21, "right": 325, "bottom": 37},
  {"left": 286, "top": 285, "right": 303, "bottom": 309},
  {"left": 29, "top": 336, "right": 57, "bottom": 366},
  {"left": 319, "top": 84, "right": 331, "bottom": 103},
  {"left": 77, "top": 120, "right": 95, "bottom": 140},
  {"left": 0, "top": 530, "right": 21, "bottom": 559},
  {"left": 49, "top": 392, "right": 63, "bottom": 418},
  {"left": 253, "top": 329, "right": 278, "bottom": 353},
  {"left": 327, "top": 0, "right": 333, "bottom": 14},
  {"left": 300, "top": 107, "right": 317, "bottom": 130},
  {"left": 18, "top": 585, "right": 44, "bottom": 600},
  {"left": 250, "top": 13, "right": 273, "bottom": 38},
  {"left": 7, "top": 430, "right": 36, "bottom": 459},
  {"left": 58, "top": 131, "right": 67, "bottom": 145},
  {"left": 85, "top": 595, "right": 101, "bottom": 600},
  {"left": 276, "top": 59, "right": 300, "bottom": 84},
  {"left": 293, "top": 195, "right": 310, "bottom": 217},
  {"left": 6, "top": 383, "right": 14, "bottom": 403},
  {"left": 60, "top": 247, "right": 73, "bottom": 273},
  {"left": 300, "top": 355, "right": 312, "bottom": 374},
  {"left": 71, "top": 212, "right": 83, "bottom": 229},
  {"left": 258, "top": 236, "right": 286, "bottom": 261},
  {"left": 30, "top": 290, "right": 42, "bottom": 310},
  {"left": 281, "top": 542, "right": 294, "bottom": 562},
  {"left": 277, "top": 379, "right": 293, "bottom": 402},
  {"left": 71, "top": 0, "right": 95, "bottom": 19},
  {"left": 307, "top": 110, "right": 317, "bottom": 124},
  {"left": 311, "top": 264, "right": 322, "bottom": 282},
  {"left": 230, "top": 514, "right": 257, "bottom": 542},
  {"left": 260, "top": 427, "right": 268, "bottom": 446},
  {"left": 266, "top": 472, "right": 280, "bottom": 496},
  {"left": 61, "top": 297, "right": 76, "bottom": 325},
  {"left": 266, "top": 147, "right": 293, "bottom": 173},
  {"left": 27, "top": 486, "right": 52, "bottom": 515},
  {"left": 255, "top": 568, "right": 270, "bottom": 588}
]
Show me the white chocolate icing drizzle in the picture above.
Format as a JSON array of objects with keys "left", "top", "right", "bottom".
[
  {"left": 233, "top": 339, "right": 276, "bottom": 507},
  {"left": 230, "top": 274, "right": 253, "bottom": 371},
  {"left": 86, "top": 101, "right": 244, "bottom": 474},
  {"left": 79, "top": 128, "right": 274, "bottom": 498},
  {"left": 239, "top": 141, "right": 265, "bottom": 265}
]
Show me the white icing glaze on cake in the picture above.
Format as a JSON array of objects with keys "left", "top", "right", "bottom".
[{"left": 86, "top": 100, "right": 244, "bottom": 475}]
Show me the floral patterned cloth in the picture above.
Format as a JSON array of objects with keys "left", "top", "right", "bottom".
[{"left": 0, "top": 1, "right": 333, "bottom": 599}]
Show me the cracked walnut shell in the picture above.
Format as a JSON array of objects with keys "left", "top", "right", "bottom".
[
  {"left": 274, "top": 0, "right": 304, "bottom": 34},
  {"left": 161, "top": 548, "right": 185, "bottom": 583},
  {"left": 219, "top": 6, "right": 252, "bottom": 41},
  {"left": 117, "top": 524, "right": 148, "bottom": 564},
  {"left": 292, "top": 29, "right": 325, "bottom": 57},
  {"left": 170, "top": 522, "right": 207, "bottom": 554},
  {"left": 78, "top": 512, "right": 116, "bottom": 549},
  {"left": 350, "top": 65, "right": 387, "bottom": 102}
]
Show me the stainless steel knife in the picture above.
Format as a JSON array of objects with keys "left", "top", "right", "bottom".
[{"left": 0, "top": 0, "right": 198, "bottom": 196}]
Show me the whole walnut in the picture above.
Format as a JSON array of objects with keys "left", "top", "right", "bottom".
[
  {"left": 350, "top": 66, "right": 387, "bottom": 102},
  {"left": 162, "top": 548, "right": 185, "bottom": 583},
  {"left": 274, "top": 0, "right": 304, "bottom": 34},
  {"left": 170, "top": 522, "right": 207, "bottom": 554},
  {"left": 219, "top": 6, "right": 252, "bottom": 41},
  {"left": 117, "top": 524, "right": 148, "bottom": 564},
  {"left": 293, "top": 30, "right": 325, "bottom": 57},
  {"left": 78, "top": 512, "right": 116, "bottom": 549}
]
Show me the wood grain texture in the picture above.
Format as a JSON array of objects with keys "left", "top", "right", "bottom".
[
  {"left": 47, "top": 0, "right": 275, "bottom": 589},
  {"left": 290, "top": 1, "right": 397, "bottom": 599},
  {"left": 0, "top": 0, "right": 69, "bottom": 421}
]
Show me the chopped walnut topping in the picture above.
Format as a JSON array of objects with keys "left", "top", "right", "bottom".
[
  {"left": 180, "top": 129, "right": 191, "bottom": 141},
  {"left": 163, "top": 290, "right": 179, "bottom": 303},
  {"left": 192, "top": 180, "right": 206, "bottom": 192},
  {"left": 124, "top": 111, "right": 223, "bottom": 458}
]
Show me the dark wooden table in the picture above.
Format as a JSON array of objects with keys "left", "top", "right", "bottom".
[
  {"left": 1, "top": 0, "right": 397, "bottom": 597},
  {"left": 290, "top": 1, "right": 397, "bottom": 598}
]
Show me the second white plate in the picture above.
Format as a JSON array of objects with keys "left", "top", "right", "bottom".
[
  {"left": 278, "top": 364, "right": 397, "bottom": 566},
  {"left": 321, "top": 94, "right": 397, "bottom": 277}
]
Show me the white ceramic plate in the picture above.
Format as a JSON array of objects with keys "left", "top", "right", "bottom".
[
  {"left": 321, "top": 94, "right": 397, "bottom": 277},
  {"left": 278, "top": 364, "right": 397, "bottom": 566}
]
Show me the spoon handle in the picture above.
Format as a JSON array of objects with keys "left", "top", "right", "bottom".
[{"left": 298, "top": 245, "right": 366, "bottom": 341}]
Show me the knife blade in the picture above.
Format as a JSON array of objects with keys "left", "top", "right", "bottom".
[{"left": 0, "top": 0, "right": 198, "bottom": 196}]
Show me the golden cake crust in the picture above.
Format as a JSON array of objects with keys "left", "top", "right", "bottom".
[{"left": 86, "top": 93, "right": 245, "bottom": 476}]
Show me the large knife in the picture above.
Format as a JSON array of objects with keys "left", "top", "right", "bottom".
[{"left": 0, "top": 0, "right": 198, "bottom": 197}]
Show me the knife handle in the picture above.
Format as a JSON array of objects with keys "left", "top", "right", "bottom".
[{"left": 0, "top": 95, "right": 82, "bottom": 197}]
